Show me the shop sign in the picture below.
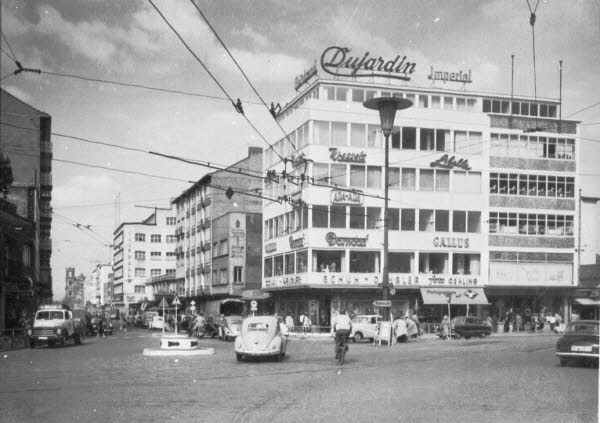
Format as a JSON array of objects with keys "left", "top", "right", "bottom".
[
  {"left": 264, "top": 276, "right": 304, "bottom": 288},
  {"left": 373, "top": 300, "right": 391, "bottom": 307},
  {"left": 427, "top": 66, "right": 472, "bottom": 84},
  {"left": 126, "top": 295, "right": 137, "bottom": 303},
  {"left": 295, "top": 63, "right": 318, "bottom": 90},
  {"left": 433, "top": 236, "right": 470, "bottom": 248},
  {"left": 331, "top": 189, "right": 363, "bottom": 205},
  {"left": 289, "top": 235, "right": 305, "bottom": 250},
  {"left": 265, "top": 242, "right": 277, "bottom": 254},
  {"left": 329, "top": 148, "right": 366, "bottom": 163},
  {"left": 430, "top": 154, "right": 471, "bottom": 171},
  {"left": 320, "top": 46, "right": 416, "bottom": 81},
  {"left": 325, "top": 232, "right": 369, "bottom": 247}
]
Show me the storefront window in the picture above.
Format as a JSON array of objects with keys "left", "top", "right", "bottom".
[
  {"left": 330, "top": 206, "right": 346, "bottom": 228},
  {"left": 274, "top": 255, "right": 284, "bottom": 276},
  {"left": 419, "top": 253, "right": 448, "bottom": 274},
  {"left": 285, "top": 253, "right": 295, "bottom": 275},
  {"left": 296, "top": 250, "right": 308, "bottom": 273},
  {"left": 389, "top": 252, "right": 413, "bottom": 273},
  {"left": 264, "top": 257, "right": 273, "bottom": 278},
  {"left": 313, "top": 250, "right": 344, "bottom": 272},
  {"left": 452, "top": 253, "right": 481, "bottom": 275},
  {"left": 350, "top": 251, "right": 380, "bottom": 273}
]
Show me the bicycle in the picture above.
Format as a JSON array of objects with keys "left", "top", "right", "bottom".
[{"left": 334, "top": 333, "right": 349, "bottom": 365}]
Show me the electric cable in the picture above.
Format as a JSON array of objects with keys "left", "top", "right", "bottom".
[
  {"left": 188, "top": 0, "right": 300, "bottom": 157},
  {"left": 0, "top": 30, "right": 18, "bottom": 63},
  {"left": 146, "top": 0, "right": 286, "bottom": 163}
]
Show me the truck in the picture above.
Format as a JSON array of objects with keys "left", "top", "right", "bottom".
[{"left": 28, "top": 304, "right": 85, "bottom": 348}]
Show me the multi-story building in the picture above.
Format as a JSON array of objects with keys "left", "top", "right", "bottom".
[
  {"left": 88, "top": 264, "right": 112, "bottom": 306},
  {"left": 0, "top": 88, "right": 53, "bottom": 326},
  {"left": 64, "top": 267, "right": 85, "bottom": 309},
  {"left": 261, "top": 55, "right": 580, "bottom": 325},
  {"left": 574, "top": 195, "right": 600, "bottom": 320},
  {"left": 112, "top": 207, "right": 176, "bottom": 316},
  {"left": 172, "top": 147, "right": 264, "bottom": 315}
]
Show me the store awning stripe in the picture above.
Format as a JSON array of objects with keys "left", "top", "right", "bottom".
[
  {"left": 420, "top": 287, "right": 489, "bottom": 305},
  {"left": 574, "top": 298, "right": 600, "bottom": 306}
]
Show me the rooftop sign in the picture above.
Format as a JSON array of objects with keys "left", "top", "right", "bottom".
[
  {"left": 320, "top": 46, "right": 416, "bottom": 82},
  {"left": 427, "top": 66, "right": 472, "bottom": 84}
]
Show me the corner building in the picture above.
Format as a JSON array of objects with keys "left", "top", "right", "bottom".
[{"left": 262, "top": 72, "right": 579, "bottom": 325}]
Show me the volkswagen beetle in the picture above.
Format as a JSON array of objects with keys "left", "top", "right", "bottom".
[
  {"left": 234, "top": 316, "right": 287, "bottom": 362},
  {"left": 556, "top": 320, "right": 599, "bottom": 367}
]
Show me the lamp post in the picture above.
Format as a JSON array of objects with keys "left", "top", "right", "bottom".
[{"left": 364, "top": 97, "right": 413, "bottom": 321}]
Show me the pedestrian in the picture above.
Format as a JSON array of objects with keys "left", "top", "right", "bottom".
[
  {"left": 405, "top": 316, "right": 419, "bottom": 341},
  {"left": 392, "top": 317, "right": 407, "bottom": 344},
  {"left": 97, "top": 316, "right": 105, "bottom": 338},
  {"left": 299, "top": 312, "right": 306, "bottom": 333},
  {"left": 515, "top": 313, "right": 522, "bottom": 332},
  {"left": 303, "top": 313, "right": 312, "bottom": 334},
  {"left": 441, "top": 315, "right": 450, "bottom": 340},
  {"left": 285, "top": 313, "right": 294, "bottom": 332},
  {"left": 189, "top": 313, "right": 205, "bottom": 337},
  {"left": 412, "top": 314, "right": 422, "bottom": 337},
  {"left": 491, "top": 314, "right": 498, "bottom": 333},
  {"left": 506, "top": 308, "right": 515, "bottom": 333}
]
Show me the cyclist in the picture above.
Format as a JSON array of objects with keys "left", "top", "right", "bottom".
[{"left": 331, "top": 309, "right": 353, "bottom": 359}]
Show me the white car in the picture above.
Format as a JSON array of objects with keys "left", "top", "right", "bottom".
[
  {"left": 234, "top": 316, "right": 288, "bottom": 362},
  {"left": 149, "top": 316, "right": 165, "bottom": 330},
  {"left": 350, "top": 315, "right": 383, "bottom": 342}
]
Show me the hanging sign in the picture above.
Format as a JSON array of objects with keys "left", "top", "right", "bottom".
[
  {"left": 373, "top": 300, "right": 392, "bottom": 307},
  {"left": 329, "top": 148, "right": 366, "bottom": 163},
  {"left": 321, "top": 46, "right": 416, "bottom": 81},
  {"left": 325, "top": 232, "right": 369, "bottom": 247},
  {"left": 330, "top": 189, "right": 363, "bottom": 205}
]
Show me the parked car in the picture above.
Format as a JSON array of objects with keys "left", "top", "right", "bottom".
[
  {"left": 350, "top": 315, "right": 383, "bottom": 342},
  {"left": 88, "top": 316, "right": 113, "bottom": 335},
  {"left": 143, "top": 312, "right": 159, "bottom": 329},
  {"left": 204, "top": 316, "right": 219, "bottom": 338},
  {"left": 234, "top": 316, "right": 287, "bottom": 362},
  {"left": 149, "top": 316, "right": 165, "bottom": 330},
  {"left": 556, "top": 320, "right": 599, "bottom": 367},
  {"left": 448, "top": 316, "right": 492, "bottom": 339},
  {"left": 219, "top": 315, "right": 243, "bottom": 341}
]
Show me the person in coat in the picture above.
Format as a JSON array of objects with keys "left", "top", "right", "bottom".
[
  {"left": 441, "top": 315, "right": 450, "bottom": 340},
  {"left": 392, "top": 317, "right": 408, "bottom": 344},
  {"left": 405, "top": 316, "right": 419, "bottom": 341}
]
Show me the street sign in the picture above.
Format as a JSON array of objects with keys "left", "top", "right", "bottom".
[
  {"left": 158, "top": 298, "right": 169, "bottom": 308},
  {"left": 172, "top": 296, "right": 181, "bottom": 306},
  {"left": 250, "top": 300, "right": 258, "bottom": 311},
  {"left": 373, "top": 300, "right": 392, "bottom": 307}
]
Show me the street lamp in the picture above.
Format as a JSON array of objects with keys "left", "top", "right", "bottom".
[{"left": 364, "top": 96, "right": 413, "bottom": 321}]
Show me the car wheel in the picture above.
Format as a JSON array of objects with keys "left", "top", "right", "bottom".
[
  {"left": 560, "top": 359, "right": 568, "bottom": 367},
  {"left": 236, "top": 353, "right": 243, "bottom": 362},
  {"left": 354, "top": 332, "right": 363, "bottom": 343},
  {"left": 464, "top": 335, "right": 471, "bottom": 340},
  {"left": 74, "top": 334, "right": 82, "bottom": 345},
  {"left": 276, "top": 353, "right": 283, "bottom": 362}
]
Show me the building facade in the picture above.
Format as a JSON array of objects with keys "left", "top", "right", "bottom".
[
  {"left": 0, "top": 88, "right": 53, "bottom": 328},
  {"left": 64, "top": 267, "right": 85, "bottom": 309},
  {"left": 172, "top": 147, "right": 264, "bottom": 315},
  {"left": 112, "top": 207, "right": 176, "bottom": 316},
  {"left": 262, "top": 64, "right": 580, "bottom": 326}
]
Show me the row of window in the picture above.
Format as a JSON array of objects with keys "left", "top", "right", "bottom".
[
  {"left": 212, "top": 240, "right": 229, "bottom": 258},
  {"left": 210, "top": 266, "right": 244, "bottom": 284},
  {"left": 134, "top": 251, "right": 176, "bottom": 260},
  {"left": 490, "top": 133, "right": 575, "bottom": 160},
  {"left": 489, "top": 212, "right": 574, "bottom": 236},
  {"left": 483, "top": 99, "right": 558, "bottom": 118},
  {"left": 134, "top": 268, "right": 176, "bottom": 277},
  {"left": 264, "top": 206, "right": 482, "bottom": 239},
  {"left": 175, "top": 188, "right": 212, "bottom": 213},
  {"left": 264, "top": 250, "right": 480, "bottom": 277},
  {"left": 134, "top": 233, "right": 165, "bottom": 243},
  {"left": 490, "top": 173, "right": 575, "bottom": 198}
]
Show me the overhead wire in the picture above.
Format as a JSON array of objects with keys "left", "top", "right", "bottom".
[
  {"left": 188, "top": 0, "right": 301, "bottom": 157},
  {"left": 146, "top": 0, "right": 286, "bottom": 163},
  {"left": 0, "top": 29, "right": 18, "bottom": 63}
]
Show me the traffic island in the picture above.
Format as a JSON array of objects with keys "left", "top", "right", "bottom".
[{"left": 143, "top": 333, "right": 215, "bottom": 357}]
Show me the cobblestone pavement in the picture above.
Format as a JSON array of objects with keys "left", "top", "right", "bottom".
[{"left": 0, "top": 328, "right": 597, "bottom": 423}]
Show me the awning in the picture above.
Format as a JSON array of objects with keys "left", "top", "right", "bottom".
[
  {"left": 420, "top": 287, "right": 489, "bottom": 305},
  {"left": 574, "top": 298, "right": 600, "bottom": 306},
  {"left": 220, "top": 298, "right": 245, "bottom": 305}
]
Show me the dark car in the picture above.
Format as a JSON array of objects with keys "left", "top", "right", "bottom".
[
  {"left": 88, "top": 317, "right": 113, "bottom": 336},
  {"left": 556, "top": 320, "right": 599, "bottom": 367},
  {"left": 449, "top": 316, "right": 492, "bottom": 339}
]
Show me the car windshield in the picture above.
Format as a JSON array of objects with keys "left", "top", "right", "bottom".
[
  {"left": 229, "top": 318, "right": 243, "bottom": 325},
  {"left": 565, "top": 323, "right": 599, "bottom": 335},
  {"left": 36, "top": 311, "right": 64, "bottom": 320}
]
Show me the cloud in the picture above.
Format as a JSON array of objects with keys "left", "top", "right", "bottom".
[{"left": 234, "top": 25, "right": 270, "bottom": 49}]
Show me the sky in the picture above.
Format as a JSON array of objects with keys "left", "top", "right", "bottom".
[{"left": 1, "top": 0, "right": 599, "bottom": 301}]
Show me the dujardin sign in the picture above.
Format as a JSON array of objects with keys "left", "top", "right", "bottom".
[{"left": 320, "top": 46, "right": 416, "bottom": 81}]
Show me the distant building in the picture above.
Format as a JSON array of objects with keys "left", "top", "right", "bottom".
[
  {"left": 112, "top": 207, "right": 177, "bottom": 316},
  {"left": 171, "top": 147, "right": 265, "bottom": 315},
  {"left": 84, "top": 264, "right": 112, "bottom": 306},
  {"left": 0, "top": 88, "right": 53, "bottom": 328},
  {"left": 64, "top": 267, "right": 85, "bottom": 309}
]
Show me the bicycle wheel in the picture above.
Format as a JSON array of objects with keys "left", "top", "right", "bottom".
[{"left": 339, "top": 340, "right": 346, "bottom": 365}]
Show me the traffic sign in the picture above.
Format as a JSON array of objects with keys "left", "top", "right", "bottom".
[
  {"left": 250, "top": 300, "right": 258, "bottom": 311},
  {"left": 390, "top": 289, "right": 396, "bottom": 296},
  {"left": 171, "top": 296, "right": 181, "bottom": 306},
  {"left": 158, "top": 298, "right": 169, "bottom": 308},
  {"left": 373, "top": 300, "right": 392, "bottom": 307}
]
